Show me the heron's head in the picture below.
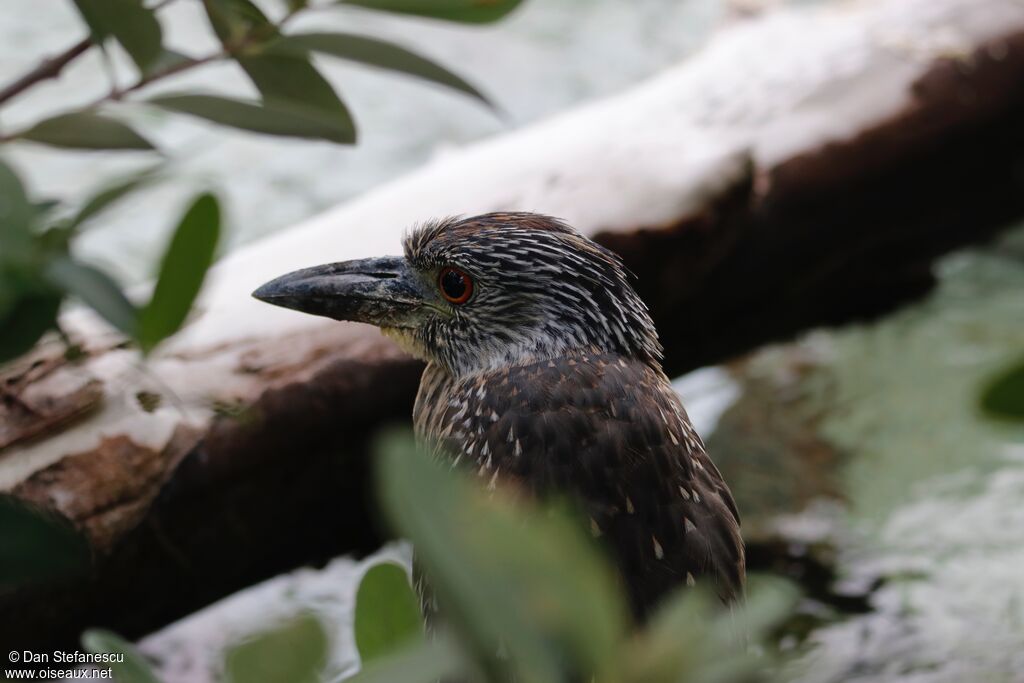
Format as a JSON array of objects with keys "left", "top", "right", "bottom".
[{"left": 253, "top": 213, "right": 661, "bottom": 377}]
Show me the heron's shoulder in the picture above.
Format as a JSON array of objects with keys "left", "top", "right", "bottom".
[
  {"left": 449, "top": 352, "right": 673, "bottom": 410},
  {"left": 414, "top": 353, "right": 698, "bottom": 464}
]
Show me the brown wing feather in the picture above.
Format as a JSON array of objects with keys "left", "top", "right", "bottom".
[{"left": 414, "top": 354, "right": 744, "bottom": 621}]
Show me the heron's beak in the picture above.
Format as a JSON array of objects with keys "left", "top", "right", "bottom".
[{"left": 252, "top": 256, "right": 426, "bottom": 328}]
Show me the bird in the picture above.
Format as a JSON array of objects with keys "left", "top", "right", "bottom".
[{"left": 253, "top": 212, "right": 744, "bottom": 621}]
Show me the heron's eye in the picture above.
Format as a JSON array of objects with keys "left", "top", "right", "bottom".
[{"left": 439, "top": 266, "right": 473, "bottom": 304}]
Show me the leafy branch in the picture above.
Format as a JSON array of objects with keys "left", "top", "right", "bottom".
[
  {"left": 0, "top": 0, "right": 523, "bottom": 365},
  {"left": 0, "top": 37, "right": 92, "bottom": 107},
  {"left": 0, "top": 0, "right": 190, "bottom": 109},
  {"left": 980, "top": 355, "right": 1024, "bottom": 423}
]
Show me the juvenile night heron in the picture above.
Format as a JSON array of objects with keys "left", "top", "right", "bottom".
[{"left": 253, "top": 212, "right": 744, "bottom": 619}]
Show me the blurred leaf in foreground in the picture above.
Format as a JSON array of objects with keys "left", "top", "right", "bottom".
[
  {"left": 0, "top": 292, "right": 62, "bottom": 363},
  {"left": 339, "top": 0, "right": 525, "bottom": 24},
  {"left": 81, "top": 629, "right": 161, "bottom": 683},
  {"left": 0, "top": 157, "right": 35, "bottom": 258},
  {"left": 980, "top": 357, "right": 1024, "bottom": 422},
  {"left": 72, "top": 0, "right": 163, "bottom": 74},
  {"left": 347, "top": 635, "right": 465, "bottom": 683},
  {"left": 368, "top": 432, "right": 795, "bottom": 683},
  {"left": 236, "top": 54, "right": 355, "bottom": 133},
  {"left": 147, "top": 48, "right": 195, "bottom": 75},
  {"left": 149, "top": 94, "right": 356, "bottom": 144},
  {"left": 45, "top": 257, "right": 137, "bottom": 336},
  {"left": 18, "top": 112, "right": 155, "bottom": 151},
  {"left": 0, "top": 158, "right": 64, "bottom": 362},
  {"left": 624, "top": 575, "right": 797, "bottom": 683},
  {"left": 0, "top": 495, "right": 90, "bottom": 590},
  {"left": 69, "top": 165, "right": 165, "bottom": 230},
  {"left": 137, "top": 193, "right": 221, "bottom": 353},
  {"left": 267, "top": 33, "right": 491, "bottom": 106},
  {"left": 375, "top": 431, "right": 629, "bottom": 683},
  {"left": 355, "top": 562, "right": 424, "bottom": 665},
  {"left": 202, "top": 0, "right": 356, "bottom": 138},
  {"left": 202, "top": 0, "right": 276, "bottom": 48},
  {"left": 224, "top": 613, "right": 328, "bottom": 683}
]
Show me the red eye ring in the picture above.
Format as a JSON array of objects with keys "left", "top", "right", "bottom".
[{"left": 439, "top": 266, "right": 473, "bottom": 304}]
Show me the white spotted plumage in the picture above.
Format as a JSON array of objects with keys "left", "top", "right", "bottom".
[{"left": 405, "top": 213, "right": 744, "bottom": 620}]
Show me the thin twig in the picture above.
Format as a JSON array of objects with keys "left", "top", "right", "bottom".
[
  {"left": 105, "top": 53, "right": 222, "bottom": 103},
  {"left": 0, "top": 0, "right": 184, "bottom": 108},
  {"left": 0, "top": 52, "right": 222, "bottom": 144},
  {"left": 95, "top": 2, "right": 304, "bottom": 106},
  {"left": 0, "top": 38, "right": 92, "bottom": 107},
  {"left": 0, "top": 1, "right": 302, "bottom": 143}
]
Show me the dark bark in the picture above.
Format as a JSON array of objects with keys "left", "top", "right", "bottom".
[{"left": 600, "top": 31, "right": 1024, "bottom": 375}]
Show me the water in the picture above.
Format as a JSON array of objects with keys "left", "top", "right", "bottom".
[{"left": 708, "top": 228, "right": 1024, "bottom": 682}]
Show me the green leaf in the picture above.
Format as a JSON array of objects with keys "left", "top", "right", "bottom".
[
  {"left": 980, "top": 357, "right": 1024, "bottom": 422},
  {"left": 624, "top": 576, "right": 797, "bottom": 683},
  {"left": 202, "top": 2, "right": 355, "bottom": 131},
  {"left": 346, "top": 635, "right": 466, "bottom": 683},
  {"left": 202, "top": 0, "right": 274, "bottom": 47},
  {"left": 0, "top": 157, "right": 35, "bottom": 260},
  {"left": 18, "top": 112, "right": 155, "bottom": 151},
  {"left": 69, "top": 166, "right": 163, "bottom": 230},
  {"left": 339, "top": 0, "right": 525, "bottom": 23},
  {"left": 355, "top": 563, "right": 424, "bottom": 665},
  {"left": 149, "top": 94, "right": 356, "bottom": 144},
  {"left": 73, "top": 0, "right": 163, "bottom": 73},
  {"left": 0, "top": 495, "right": 90, "bottom": 589},
  {"left": 137, "top": 193, "right": 221, "bottom": 352},
  {"left": 81, "top": 629, "right": 161, "bottom": 683},
  {"left": 737, "top": 574, "right": 801, "bottom": 638},
  {"left": 45, "top": 257, "right": 137, "bottom": 336},
  {"left": 0, "top": 292, "right": 62, "bottom": 363},
  {"left": 236, "top": 54, "right": 353, "bottom": 121},
  {"left": 224, "top": 613, "right": 328, "bottom": 683},
  {"left": 33, "top": 199, "right": 62, "bottom": 218},
  {"left": 267, "top": 32, "right": 490, "bottom": 106},
  {"left": 0, "top": 272, "right": 15, "bottom": 320},
  {"left": 147, "top": 47, "right": 195, "bottom": 75},
  {"left": 376, "top": 432, "right": 628, "bottom": 683}
]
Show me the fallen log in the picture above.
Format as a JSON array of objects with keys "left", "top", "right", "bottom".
[{"left": 2, "top": 0, "right": 1024, "bottom": 649}]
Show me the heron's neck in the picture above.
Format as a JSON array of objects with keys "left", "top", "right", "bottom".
[{"left": 454, "top": 340, "right": 628, "bottom": 380}]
